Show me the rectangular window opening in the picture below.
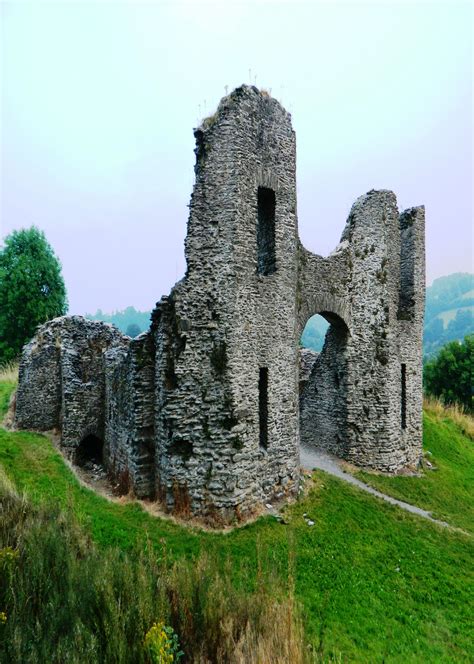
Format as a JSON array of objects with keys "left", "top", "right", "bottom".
[
  {"left": 259, "top": 367, "right": 269, "bottom": 449},
  {"left": 257, "top": 187, "right": 276, "bottom": 275},
  {"left": 401, "top": 363, "right": 407, "bottom": 430},
  {"left": 398, "top": 214, "right": 416, "bottom": 320}
]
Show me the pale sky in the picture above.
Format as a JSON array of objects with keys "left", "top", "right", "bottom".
[{"left": 1, "top": 0, "right": 472, "bottom": 315}]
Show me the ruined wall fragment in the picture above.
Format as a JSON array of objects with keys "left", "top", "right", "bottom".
[
  {"left": 15, "top": 316, "right": 128, "bottom": 460},
  {"left": 13, "top": 85, "right": 425, "bottom": 523}
]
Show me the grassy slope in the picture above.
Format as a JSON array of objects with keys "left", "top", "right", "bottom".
[
  {"left": 357, "top": 412, "right": 474, "bottom": 534},
  {"left": 1, "top": 382, "right": 473, "bottom": 662}
]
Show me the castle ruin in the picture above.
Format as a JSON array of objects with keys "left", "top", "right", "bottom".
[{"left": 15, "top": 86, "right": 425, "bottom": 523}]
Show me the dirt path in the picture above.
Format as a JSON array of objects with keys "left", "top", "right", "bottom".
[{"left": 300, "top": 445, "right": 453, "bottom": 529}]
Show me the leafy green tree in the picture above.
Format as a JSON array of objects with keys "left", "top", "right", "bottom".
[
  {"left": 424, "top": 335, "right": 473, "bottom": 412},
  {"left": 0, "top": 227, "right": 68, "bottom": 362}
]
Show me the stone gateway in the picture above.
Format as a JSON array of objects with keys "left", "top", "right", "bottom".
[{"left": 14, "top": 86, "right": 425, "bottom": 523}]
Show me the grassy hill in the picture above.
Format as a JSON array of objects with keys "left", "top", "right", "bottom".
[{"left": 0, "top": 377, "right": 473, "bottom": 662}]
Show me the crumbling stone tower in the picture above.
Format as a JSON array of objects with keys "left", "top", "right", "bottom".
[{"left": 14, "top": 85, "right": 425, "bottom": 523}]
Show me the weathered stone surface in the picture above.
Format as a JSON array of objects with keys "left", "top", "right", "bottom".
[
  {"left": 104, "top": 331, "right": 155, "bottom": 498},
  {"left": 299, "top": 349, "right": 319, "bottom": 391},
  {"left": 14, "top": 85, "right": 425, "bottom": 522},
  {"left": 15, "top": 316, "right": 128, "bottom": 457}
]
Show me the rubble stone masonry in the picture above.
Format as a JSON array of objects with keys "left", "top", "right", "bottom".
[{"left": 14, "top": 86, "right": 425, "bottom": 523}]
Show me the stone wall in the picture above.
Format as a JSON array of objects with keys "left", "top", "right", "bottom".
[
  {"left": 104, "top": 332, "right": 155, "bottom": 498},
  {"left": 151, "top": 87, "right": 300, "bottom": 521},
  {"left": 14, "top": 85, "right": 425, "bottom": 523},
  {"left": 15, "top": 316, "right": 128, "bottom": 461},
  {"left": 298, "top": 191, "right": 425, "bottom": 471}
]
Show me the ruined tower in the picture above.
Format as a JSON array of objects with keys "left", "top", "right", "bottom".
[{"left": 14, "top": 85, "right": 425, "bottom": 523}]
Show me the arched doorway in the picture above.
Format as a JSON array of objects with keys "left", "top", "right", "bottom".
[
  {"left": 299, "top": 311, "right": 349, "bottom": 464},
  {"left": 76, "top": 433, "right": 104, "bottom": 467}
]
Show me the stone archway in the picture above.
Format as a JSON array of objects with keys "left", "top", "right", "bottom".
[{"left": 299, "top": 310, "right": 350, "bottom": 461}]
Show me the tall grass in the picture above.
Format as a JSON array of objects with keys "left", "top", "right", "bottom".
[
  {"left": 0, "top": 361, "right": 18, "bottom": 384},
  {"left": 423, "top": 395, "right": 474, "bottom": 440},
  {"left": 0, "top": 468, "right": 307, "bottom": 663},
  {"left": 0, "top": 363, "right": 18, "bottom": 423}
]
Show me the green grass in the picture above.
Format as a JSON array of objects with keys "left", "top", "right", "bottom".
[
  {"left": 1, "top": 380, "right": 473, "bottom": 662},
  {"left": 356, "top": 412, "right": 474, "bottom": 534},
  {"left": 0, "top": 383, "right": 14, "bottom": 419}
]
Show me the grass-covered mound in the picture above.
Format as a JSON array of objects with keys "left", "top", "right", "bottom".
[{"left": 1, "top": 378, "right": 473, "bottom": 662}]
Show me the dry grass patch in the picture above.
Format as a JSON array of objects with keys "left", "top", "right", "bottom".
[
  {"left": 0, "top": 362, "right": 18, "bottom": 384},
  {"left": 423, "top": 395, "right": 474, "bottom": 440}
]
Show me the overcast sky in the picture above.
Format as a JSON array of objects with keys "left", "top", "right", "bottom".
[{"left": 1, "top": 0, "right": 472, "bottom": 315}]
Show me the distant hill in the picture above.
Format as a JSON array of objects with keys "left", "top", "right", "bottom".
[
  {"left": 85, "top": 306, "right": 151, "bottom": 337},
  {"left": 301, "top": 273, "right": 473, "bottom": 357},
  {"left": 424, "top": 273, "right": 473, "bottom": 357}
]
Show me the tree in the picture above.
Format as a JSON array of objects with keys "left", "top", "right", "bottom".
[
  {"left": 424, "top": 335, "right": 473, "bottom": 412},
  {"left": 125, "top": 323, "right": 141, "bottom": 338},
  {"left": 0, "top": 227, "right": 68, "bottom": 363}
]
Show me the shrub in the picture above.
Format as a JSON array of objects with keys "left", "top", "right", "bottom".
[{"left": 423, "top": 335, "right": 473, "bottom": 412}]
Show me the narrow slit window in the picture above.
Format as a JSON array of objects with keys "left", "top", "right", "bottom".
[
  {"left": 257, "top": 187, "right": 276, "bottom": 275},
  {"left": 401, "top": 363, "right": 407, "bottom": 429},
  {"left": 259, "top": 367, "right": 269, "bottom": 448}
]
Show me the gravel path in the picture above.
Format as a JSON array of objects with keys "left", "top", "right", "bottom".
[{"left": 300, "top": 445, "right": 451, "bottom": 528}]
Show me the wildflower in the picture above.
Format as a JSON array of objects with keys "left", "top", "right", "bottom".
[
  {"left": 144, "top": 621, "right": 183, "bottom": 663},
  {"left": 0, "top": 547, "right": 19, "bottom": 565}
]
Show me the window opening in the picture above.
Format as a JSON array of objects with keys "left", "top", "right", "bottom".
[
  {"left": 257, "top": 187, "right": 276, "bottom": 275},
  {"left": 401, "top": 363, "right": 407, "bottom": 429},
  {"left": 259, "top": 367, "right": 269, "bottom": 448}
]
